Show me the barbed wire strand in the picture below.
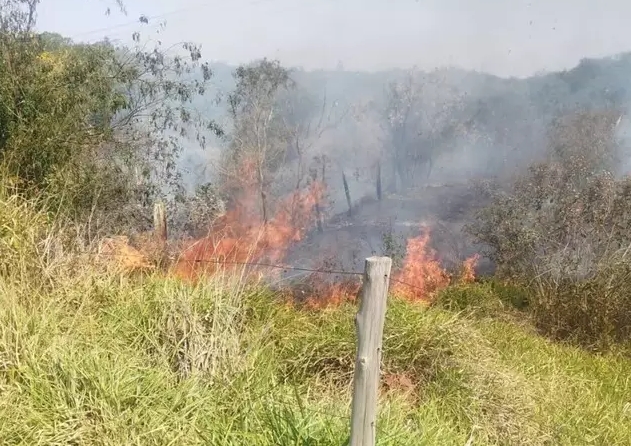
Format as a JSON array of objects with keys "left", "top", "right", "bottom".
[
  {"left": 185, "top": 257, "right": 363, "bottom": 277},
  {"left": 96, "top": 252, "right": 430, "bottom": 293}
]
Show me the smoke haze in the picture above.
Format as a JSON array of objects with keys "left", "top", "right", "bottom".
[{"left": 35, "top": 0, "right": 631, "bottom": 276}]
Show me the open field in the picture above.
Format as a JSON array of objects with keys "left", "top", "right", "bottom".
[{"left": 1, "top": 258, "right": 630, "bottom": 445}]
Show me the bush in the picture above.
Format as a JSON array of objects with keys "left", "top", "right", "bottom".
[
  {"left": 168, "top": 182, "right": 226, "bottom": 239},
  {"left": 468, "top": 109, "right": 631, "bottom": 347},
  {"left": 532, "top": 258, "right": 631, "bottom": 350}
]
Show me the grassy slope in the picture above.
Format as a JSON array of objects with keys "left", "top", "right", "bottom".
[{"left": 0, "top": 266, "right": 629, "bottom": 445}]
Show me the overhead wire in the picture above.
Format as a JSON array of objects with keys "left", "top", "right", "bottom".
[
  {"left": 72, "top": 0, "right": 265, "bottom": 40},
  {"left": 70, "top": 0, "right": 324, "bottom": 42}
]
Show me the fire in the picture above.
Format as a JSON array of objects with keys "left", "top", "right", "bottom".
[
  {"left": 294, "top": 226, "right": 480, "bottom": 308},
  {"left": 170, "top": 157, "right": 480, "bottom": 306},
  {"left": 459, "top": 253, "right": 480, "bottom": 284},
  {"left": 302, "top": 277, "right": 362, "bottom": 309},
  {"left": 95, "top": 153, "right": 483, "bottom": 304},
  {"left": 173, "top": 159, "right": 325, "bottom": 281},
  {"left": 390, "top": 226, "right": 479, "bottom": 302},
  {"left": 97, "top": 236, "right": 155, "bottom": 273},
  {"left": 392, "top": 227, "right": 451, "bottom": 302}
]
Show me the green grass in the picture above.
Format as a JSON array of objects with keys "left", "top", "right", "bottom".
[
  {"left": 0, "top": 190, "right": 630, "bottom": 445},
  {"left": 0, "top": 270, "right": 630, "bottom": 445}
]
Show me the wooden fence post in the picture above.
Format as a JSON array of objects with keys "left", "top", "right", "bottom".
[{"left": 350, "top": 256, "right": 392, "bottom": 446}]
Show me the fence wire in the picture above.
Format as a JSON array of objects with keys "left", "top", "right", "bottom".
[{"left": 97, "top": 252, "right": 429, "bottom": 294}]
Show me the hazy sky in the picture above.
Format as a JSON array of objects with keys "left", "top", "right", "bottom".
[{"left": 35, "top": 0, "right": 631, "bottom": 78}]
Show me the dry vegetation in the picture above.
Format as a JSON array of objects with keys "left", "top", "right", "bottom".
[{"left": 468, "top": 109, "right": 631, "bottom": 349}]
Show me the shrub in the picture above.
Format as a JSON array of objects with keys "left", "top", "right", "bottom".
[
  {"left": 531, "top": 255, "right": 631, "bottom": 350},
  {"left": 468, "top": 109, "right": 631, "bottom": 347}
]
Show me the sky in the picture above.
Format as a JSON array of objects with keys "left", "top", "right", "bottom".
[{"left": 35, "top": 0, "right": 631, "bottom": 78}]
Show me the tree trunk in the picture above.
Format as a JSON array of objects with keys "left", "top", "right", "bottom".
[
  {"left": 257, "top": 163, "right": 268, "bottom": 224},
  {"left": 343, "top": 171, "right": 353, "bottom": 217},
  {"left": 376, "top": 160, "right": 382, "bottom": 200},
  {"left": 389, "top": 159, "right": 398, "bottom": 193}
]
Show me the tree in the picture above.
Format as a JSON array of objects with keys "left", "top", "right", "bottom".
[
  {"left": 380, "top": 69, "right": 469, "bottom": 191},
  {"left": 219, "top": 60, "right": 349, "bottom": 227},
  {"left": 0, "top": 0, "right": 39, "bottom": 34},
  {"left": 221, "top": 58, "right": 293, "bottom": 223},
  {"left": 279, "top": 84, "right": 348, "bottom": 195},
  {"left": 0, "top": 0, "right": 223, "bottom": 233}
]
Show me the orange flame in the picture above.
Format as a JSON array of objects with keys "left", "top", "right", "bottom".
[
  {"left": 173, "top": 159, "right": 325, "bottom": 281},
  {"left": 392, "top": 227, "right": 451, "bottom": 302},
  {"left": 459, "top": 254, "right": 480, "bottom": 284},
  {"left": 171, "top": 159, "right": 481, "bottom": 307},
  {"left": 294, "top": 227, "right": 481, "bottom": 309}
]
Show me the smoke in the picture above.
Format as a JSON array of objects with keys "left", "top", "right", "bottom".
[
  {"left": 615, "top": 114, "right": 631, "bottom": 177},
  {"left": 171, "top": 50, "right": 631, "bottom": 277}
]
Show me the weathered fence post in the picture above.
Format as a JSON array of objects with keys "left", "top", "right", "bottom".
[
  {"left": 350, "top": 256, "right": 392, "bottom": 446},
  {"left": 153, "top": 201, "right": 167, "bottom": 245}
]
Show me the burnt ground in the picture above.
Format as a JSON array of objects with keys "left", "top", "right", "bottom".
[{"left": 282, "top": 182, "right": 494, "bottom": 284}]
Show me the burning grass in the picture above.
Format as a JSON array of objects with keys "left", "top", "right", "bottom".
[
  {"left": 171, "top": 214, "right": 480, "bottom": 306},
  {"left": 91, "top": 156, "right": 483, "bottom": 311},
  {"left": 139, "top": 158, "right": 480, "bottom": 307},
  {"left": 391, "top": 226, "right": 480, "bottom": 303},
  {"left": 98, "top": 235, "right": 155, "bottom": 273},
  {"left": 173, "top": 158, "right": 325, "bottom": 281},
  {"left": 392, "top": 228, "right": 451, "bottom": 301}
]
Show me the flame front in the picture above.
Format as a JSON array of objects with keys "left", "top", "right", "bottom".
[
  {"left": 301, "top": 225, "right": 480, "bottom": 307},
  {"left": 392, "top": 227, "right": 451, "bottom": 301},
  {"left": 174, "top": 159, "right": 325, "bottom": 281},
  {"left": 172, "top": 161, "right": 480, "bottom": 307}
]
